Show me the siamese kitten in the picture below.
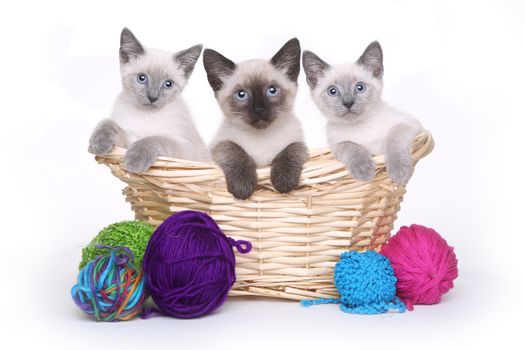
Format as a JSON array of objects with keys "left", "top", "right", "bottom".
[
  {"left": 203, "top": 38, "right": 308, "bottom": 199},
  {"left": 303, "top": 41, "right": 422, "bottom": 185},
  {"left": 88, "top": 28, "right": 209, "bottom": 172}
]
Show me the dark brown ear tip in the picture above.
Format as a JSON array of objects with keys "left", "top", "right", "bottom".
[
  {"left": 286, "top": 38, "right": 301, "bottom": 50},
  {"left": 120, "top": 28, "right": 140, "bottom": 47},
  {"left": 202, "top": 49, "right": 213, "bottom": 61},
  {"left": 302, "top": 50, "right": 315, "bottom": 59},
  {"left": 121, "top": 27, "right": 133, "bottom": 38},
  {"left": 203, "top": 48, "right": 218, "bottom": 57},
  {"left": 369, "top": 41, "right": 383, "bottom": 51},
  {"left": 190, "top": 44, "right": 204, "bottom": 56}
]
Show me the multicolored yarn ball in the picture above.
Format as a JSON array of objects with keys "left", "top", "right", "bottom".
[
  {"left": 71, "top": 246, "right": 147, "bottom": 321},
  {"left": 142, "top": 210, "right": 252, "bottom": 319},
  {"left": 301, "top": 250, "right": 406, "bottom": 314},
  {"left": 80, "top": 220, "right": 155, "bottom": 269},
  {"left": 380, "top": 224, "right": 458, "bottom": 310}
]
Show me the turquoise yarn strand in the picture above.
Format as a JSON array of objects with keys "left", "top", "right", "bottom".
[
  {"left": 71, "top": 246, "right": 147, "bottom": 321},
  {"left": 300, "top": 251, "right": 406, "bottom": 314}
]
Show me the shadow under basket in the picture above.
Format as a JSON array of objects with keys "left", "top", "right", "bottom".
[{"left": 96, "top": 131, "right": 434, "bottom": 301}]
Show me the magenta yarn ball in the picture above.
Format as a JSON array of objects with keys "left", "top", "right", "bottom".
[
  {"left": 142, "top": 210, "right": 251, "bottom": 319},
  {"left": 380, "top": 224, "right": 458, "bottom": 310}
]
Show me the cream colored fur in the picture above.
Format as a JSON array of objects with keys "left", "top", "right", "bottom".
[
  {"left": 211, "top": 60, "right": 304, "bottom": 166},
  {"left": 110, "top": 91, "right": 209, "bottom": 161},
  {"left": 303, "top": 42, "right": 424, "bottom": 184},
  {"left": 310, "top": 63, "right": 422, "bottom": 155},
  {"left": 326, "top": 99, "right": 422, "bottom": 156}
]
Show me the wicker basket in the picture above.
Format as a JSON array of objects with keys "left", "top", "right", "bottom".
[{"left": 96, "top": 131, "right": 433, "bottom": 300}]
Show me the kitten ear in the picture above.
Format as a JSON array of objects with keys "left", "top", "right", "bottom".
[
  {"left": 203, "top": 49, "right": 236, "bottom": 92},
  {"left": 302, "top": 51, "right": 330, "bottom": 88},
  {"left": 174, "top": 44, "right": 203, "bottom": 79},
  {"left": 357, "top": 41, "right": 383, "bottom": 78},
  {"left": 270, "top": 38, "right": 301, "bottom": 82},
  {"left": 119, "top": 28, "right": 145, "bottom": 64}
]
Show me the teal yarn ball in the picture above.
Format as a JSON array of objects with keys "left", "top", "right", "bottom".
[{"left": 301, "top": 251, "right": 406, "bottom": 314}]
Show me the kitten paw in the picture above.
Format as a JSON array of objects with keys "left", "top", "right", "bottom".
[
  {"left": 225, "top": 171, "right": 257, "bottom": 200},
  {"left": 88, "top": 130, "right": 116, "bottom": 155},
  {"left": 386, "top": 155, "right": 413, "bottom": 185},
  {"left": 271, "top": 163, "right": 302, "bottom": 193},
  {"left": 344, "top": 154, "right": 376, "bottom": 181},
  {"left": 123, "top": 144, "right": 158, "bottom": 173},
  {"left": 270, "top": 142, "right": 308, "bottom": 193}
]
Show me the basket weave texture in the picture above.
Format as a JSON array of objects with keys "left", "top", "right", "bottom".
[{"left": 96, "top": 131, "right": 433, "bottom": 300}]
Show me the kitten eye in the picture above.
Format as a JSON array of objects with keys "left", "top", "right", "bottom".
[
  {"left": 355, "top": 83, "right": 367, "bottom": 93},
  {"left": 235, "top": 90, "right": 248, "bottom": 101},
  {"left": 327, "top": 86, "right": 339, "bottom": 96},
  {"left": 266, "top": 86, "right": 280, "bottom": 97},
  {"left": 137, "top": 74, "right": 148, "bottom": 84},
  {"left": 163, "top": 80, "right": 174, "bottom": 89}
]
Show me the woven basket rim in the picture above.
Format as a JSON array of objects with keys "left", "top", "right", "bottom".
[
  {"left": 96, "top": 130, "right": 433, "bottom": 186},
  {"left": 99, "top": 130, "right": 433, "bottom": 168}
]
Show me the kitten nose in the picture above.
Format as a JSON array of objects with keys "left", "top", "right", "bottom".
[
  {"left": 343, "top": 101, "right": 354, "bottom": 109},
  {"left": 148, "top": 95, "right": 159, "bottom": 103},
  {"left": 253, "top": 106, "right": 265, "bottom": 115}
]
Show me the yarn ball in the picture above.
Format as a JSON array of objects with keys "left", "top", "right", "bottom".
[
  {"left": 142, "top": 210, "right": 252, "bottom": 319},
  {"left": 380, "top": 224, "right": 458, "bottom": 310},
  {"left": 301, "top": 250, "right": 406, "bottom": 314},
  {"left": 80, "top": 220, "right": 155, "bottom": 269},
  {"left": 71, "top": 246, "right": 147, "bottom": 321}
]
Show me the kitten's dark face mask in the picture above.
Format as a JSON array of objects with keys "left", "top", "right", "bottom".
[
  {"left": 228, "top": 78, "right": 289, "bottom": 129},
  {"left": 203, "top": 38, "right": 301, "bottom": 129}
]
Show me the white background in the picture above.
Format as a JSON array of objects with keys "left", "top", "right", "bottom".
[{"left": 1, "top": 0, "right": 524, "bottom": 349}]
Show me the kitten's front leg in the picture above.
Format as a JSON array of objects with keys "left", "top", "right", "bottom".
[
  {"left": 334, "top": 141, "right": 376, "bottom": 181},
  {"left": 212, "top": 141, "right": 258, "bottom": 200},
  {"left": 123, "top": 136, "right": 181, "bottom": 173},
  {"left": 88, "top": 119, "right": 125, "bottom": 155},
  {"left": 385, "top": 123, "right": 419, "bottom": 185},
  {"left": 270, "top": 142, "right": 308, "bottom": 193}
]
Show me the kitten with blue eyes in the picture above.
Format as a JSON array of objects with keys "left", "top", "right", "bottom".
[
  {"left": 88, "top": 28, "right": 209, "bottom": 172},
  {"left": 203, "top": 38, "right": 308, "bottom": 199},
  {"left": 303, "top": 41, "right": 423, "bottom": 185}
]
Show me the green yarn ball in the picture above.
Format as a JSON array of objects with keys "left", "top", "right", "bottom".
[{"left": 80, "top": 220, "right": 155, "bottom": 269}]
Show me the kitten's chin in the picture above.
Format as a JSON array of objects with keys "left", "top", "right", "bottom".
[
  {"left": 140, "top": 102, "right": 160, "bottom": 110},
  {"left": 228, "top": 116, "right": 271, "bottom": 129},
  {"left": 249, "top": 120, "right": 272, "bottom": 129},
  {"left": 332, "top": 111, "right": 361, "bottom": 123}
]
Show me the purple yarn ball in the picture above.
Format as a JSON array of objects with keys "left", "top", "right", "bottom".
[{"left": 142, "top": 210, "right": 251, "bottom": 319}]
